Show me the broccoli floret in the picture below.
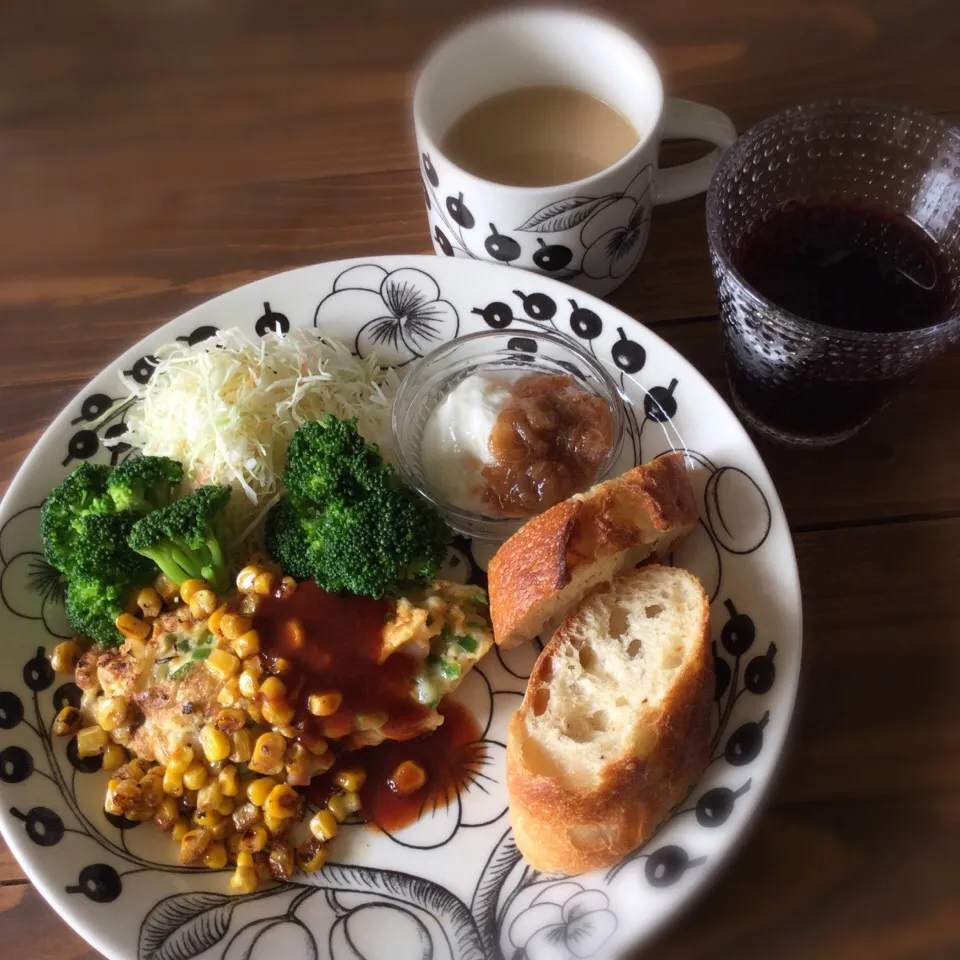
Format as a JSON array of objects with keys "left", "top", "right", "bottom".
[
  {"left": 128, "top": 485, "right": 232, "bottom": 592},
  {"left": 70, "top": 513, "right": 155, "bottom": 585},
  {"left": 64, "top": 578, "right": 132, "bottom": 648},
  {"left": 42, "top": 462, "right": 169, "bottom": 646},
  {"left": 266, "top": 418, "right": 450, "bottom": 598},
  {"left": 107, "top": 456, "right": 183, "bottom": 515},
  {"left": 282, "top": 415, "right": 384, "bottom": 503},
  {"left": 40, "top": 463, "right": 114, "bottom": 574}
]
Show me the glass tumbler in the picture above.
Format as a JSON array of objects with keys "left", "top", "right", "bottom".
[{"left": 706, "top": 99, "right": 960, "bottom": 446}]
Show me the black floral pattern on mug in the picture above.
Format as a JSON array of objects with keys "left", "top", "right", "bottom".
[{"left": 578, "top": 166, "right": 653, "bottom": 280}]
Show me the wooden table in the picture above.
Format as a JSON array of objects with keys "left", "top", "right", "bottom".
[{"left": 1, "top": 2, "right": 958, "bottom": 957}]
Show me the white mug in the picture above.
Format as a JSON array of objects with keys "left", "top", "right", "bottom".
[{"left": 413, "top": 7, "right": 737, "bottom": 298}]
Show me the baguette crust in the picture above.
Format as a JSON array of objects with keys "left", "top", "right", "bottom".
[
  {"left": 506, "top": 566, "right": 713, "bottom": 874},
  {"left": 489, "top": 453, "right": 698, "bottom": 649}
]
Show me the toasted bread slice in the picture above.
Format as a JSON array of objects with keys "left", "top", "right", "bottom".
[
  {"left": 488, "top": 453, "right": 698, "bottom": 650},
  {"left": 506, "top": 564, "right": 713, "bottom": 873}
]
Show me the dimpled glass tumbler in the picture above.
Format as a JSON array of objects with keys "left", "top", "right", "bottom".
[{"left": 706, "top": 99, "right": 960, "bottom": 446}]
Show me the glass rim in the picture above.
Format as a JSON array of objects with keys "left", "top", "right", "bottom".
[{"left": 706, "top": 96, "right": 960, "bottom": 347}]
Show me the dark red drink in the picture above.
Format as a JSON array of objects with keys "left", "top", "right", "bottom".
[{"left": 725, "top": 201, "right": 957, "bottom": 440}]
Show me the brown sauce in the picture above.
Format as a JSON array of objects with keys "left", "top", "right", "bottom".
[
  {"left": 254, "top": 580, "right": 429, "bottom": 744},
  {"left": 482, "top": 373, "right": 613, "bottom": 516},
  {"left": 307, "top": 699, "right": 482, "bottom": 834}
]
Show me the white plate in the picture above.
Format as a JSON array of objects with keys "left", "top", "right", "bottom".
[{"left": 0, "top": 256, "right": 801, "bottom": 960}]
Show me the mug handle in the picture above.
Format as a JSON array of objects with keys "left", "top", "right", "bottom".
[{"left": 655, "top": 98, "right": 737, "bottom": 205}]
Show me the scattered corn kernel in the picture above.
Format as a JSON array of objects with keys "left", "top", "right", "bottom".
[
  {"left": 217, "top": 797, "right": 235, "bottom": 817},
  {"left": 236, "top": 565, "right": 261, "bottom": 593},
  {"left": 307, "top": 692, "right": 342, "bottom": 717},
  {"left": 238, "top": 669, "right": 259, "bottom": 698},
  {"left": 285, "top": 617, "right": 306, "bottom": 649},
  {"left": 262, "top": 699, "right": 295, "bottom": 726},
  {"left": 389, "top": 760, "right": 428, "bottom": 796},
  {"left": 102, "top": 743, "right": 127, "bottom": 771},
  {"left": 304, "top": 737, "right": 329, "bottom": 757},
  {"left": 264, "top": 783, "right": 299, "bottom": 820},
  {"left": 327, "top": 793, "right": 351, "bottom": 823},
  {"left": 115, "top": 612, "right": 150, "bottom": 642},
  {"left": 233, "top": 629, "right": 260, "bottom": 659},
  {"left": 189, "top": 589, "right": 218, "bottom": 618},
  {"left": 267, "top": 840, "right": 295, "bottom": 881},
  {"left": 230, "top": 866, "right": 258, "bottom": 893},
  {"left": 263, "top": 812, "right": 290, "bottom": 836},
  {"left": 179, "top": 827, "right": 212, "bottom": 864},
  {"left": 252, "top": 571, "right": 275, "bottom": 597},
  {"left": 218, "top": 765, "right": 239, "bottom": 797},
  {"left": 168, "top": 745, "right": 195, "bottom": 773},
  {"left": 95, "top": 695, "right": 131, "bottom": 732},
  {"left": 50, "top": 640, "right": 82, "bottom": 674},
  {"left": 297, "top": 838, "right": 329, "bottom": 873},
  {"left": 171, "top": 819, "right": 190, "bottom": 842},
  {"left": 136, "top": 587, "right": 162, "bottom": 619},
  {"left": 155, "top": 574, "right": 179, "bottom": 602},
  {"left": 192, "top": 808, "right": 223, "bottom": 830},
  {"left": 236, "top": 850, "right": 256, "bottom": 869},
  {"left": 216, "top": 678, "right": 241, "bottom": 707},
  {"left": 232, "top": 801, "right": 260, "bottom": 832},
  {"left": 53, "top": 705, "right": 82, "bottom": 737},
  {"left": 76, "top": 725, "right": 108, "bottom": 758},
  {"left": 334, "top": 768, "right": 367, "bottom": 793},
  {"left": 206, "top": 648, "right": 240, "bottom": 681},
  {"left": 155, "top": 797, "right": 180, "bottom": 831},
  {"left": 258, "top": 676, "right": 286, "bottom": 700},
  {"left": 230, "top": 728, "right": 254, "bottom": 763},
  {"left": 246, "top": 777, "right": 277, "bottom": 807},
  {"left": 199, "top": 724, "right": 231, "bottom": 763},
  {"left": 310, "top": 809, "right": 338, "bottom": 842},
  {"left": 239, "top": 594, "right": 260, "bottom": 616},
  {"left": 182, "top": 761, "right": 209, "bottom": 791},
  {"left": 249, "top": 732, "right": 286, "bottom": 775},
  {"left": 179, "top": 579, "right": 209, "bottom": 603},
  {"left": 203, "top": 842, "right": 228, "bottom": 870},
  {"left": 140, "top": 774, "right": 164, "bottom": 807},
  {"left": 197, "top": 781, "right": 223, "bottom": 813},
  {"left": 239, "top": 823, "right": 269, "bottom": 853},
  {"left": 220, "top": 614, "right": 253, "bottom": 641},
  {"left": 278, "top": 576, "right": 297, "bottom": 599},
  {"left": 163, "top": 767, "right": 184, "bottom": 797},
  {"left": 207, "top": 603, "right": 229, "bottom": 636},
  {"left": 242, "top": 655, "right": 264, "bottom": 677}
]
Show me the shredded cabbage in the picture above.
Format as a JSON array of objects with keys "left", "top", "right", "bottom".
[{"left": 120, "top": 328, "right": 400, "bottom": 556}]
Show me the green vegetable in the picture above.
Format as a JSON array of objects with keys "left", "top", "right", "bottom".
[
  {"left": 189, "top": 645, "right": 213, "bottom": 662},
  {"left": 471, "top": 592, "right": 488, "bottom": 606},
  {"left": 438, "top": 657, "right": 461, "bottom": 681},
  {"left": 107, "top": 456, "right": 183, "bottom": 515},
  {"left": 265, "top": 416, "right": 451, "bottom": 598},
  {"left": 169, "top": 662, "right": 194, "bottom": 682},
  {"left": 128, "top": 485, "right": 232, "bottom": 593},
  {"left": 455, "top": 634, "right": 478, "bottom": 653},
  {"left": 41, "top": 463, "right": 155, "bottom": 647},
  {"left": 64, "top": 578, "right": 135, "bottom": 648}
]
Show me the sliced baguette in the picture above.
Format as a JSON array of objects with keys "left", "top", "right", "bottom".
[
  {"left": 488, "top": 452, "right": 698, "bottom": 650},
  {"left": 506, "top": 564, "right": 713, "bottom": 874}
]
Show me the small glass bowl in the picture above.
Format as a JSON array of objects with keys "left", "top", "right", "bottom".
[{"left": 391, "top": 329, "right": 626, "bottom": 541}]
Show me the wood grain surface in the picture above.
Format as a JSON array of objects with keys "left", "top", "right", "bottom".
[{"left": 0, "top": 1, "right": 958, "bottom": 958}]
